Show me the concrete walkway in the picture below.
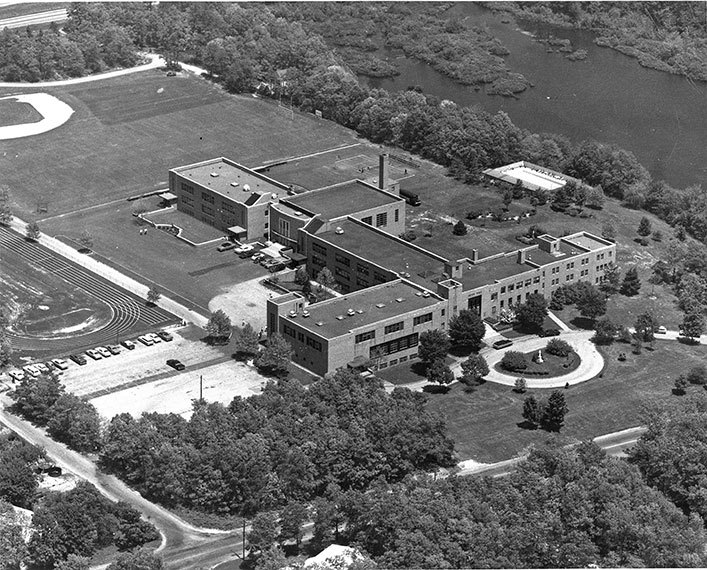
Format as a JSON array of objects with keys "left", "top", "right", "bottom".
[
  {"left": 547, "top": 309, "right": 572, "bottom": 332},
  {"left": 9, "top": 217, "right": 207, "bottom": 328}
]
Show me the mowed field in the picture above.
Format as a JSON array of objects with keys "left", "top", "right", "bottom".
[
  {"left": 0, "top": 99, "right": 43, "bottom": 127},
  {"left": 0, "top": 70, "right": 360, "bottom": 217}
]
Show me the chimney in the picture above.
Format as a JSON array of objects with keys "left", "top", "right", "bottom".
[
  {"left": 379, "top": 153, "right": 389, "bottom": 190},
  {"left": 517, "top": 249, "right": 527, "bottom": 264},
  {"left": 471, "top": 249, "right": 479, "bottom": 263}
]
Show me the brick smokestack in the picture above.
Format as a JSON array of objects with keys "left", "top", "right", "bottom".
[{"left": 379, "top": 153, "right": 389, "bottom": 190}]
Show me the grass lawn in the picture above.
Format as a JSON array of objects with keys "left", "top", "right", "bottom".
[
  {"left": 425, "top": 339, "right": 707, "bottom": 463},
  {"left": 494, "top": 350, "right": 580, "bottom": 378},
  {"left": 0, "top": 99, "right": 43, "bottom": 127}
]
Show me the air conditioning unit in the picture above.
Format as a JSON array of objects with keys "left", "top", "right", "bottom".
[
  {"left": 347, "top": 309, "right": 355, "bottom": 316},
  {"left": 210, "top": 172, "right": 219, "bottom": 177},
  {"left": 302, "top": 310, "right": 310, "bottom": 317},
  {"left": 422, "top": 291, "right": 430, "bottom": 298}
]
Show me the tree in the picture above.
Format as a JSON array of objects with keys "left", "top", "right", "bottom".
[
  {"left": 459, "top": 354, "right": 489, "bottom": 386},
  {"left": 652, "top": 230, "right": 663, "bottom": 242},
  {"left": 544, "top": 338, "right": 572, "bottom": 357},
  {"left": 418, "top": 330, "right": 450, "bottom": 364},
  {"left": 601, "top": 221, "right": 616, "bottom": 242},
  {"left": 674, "top": 375, "right": 688, "bottom": 395},
  {"left": 620, "top": 267, "right": 641, "bottom": 296},
  {"left": 576, "top": 285, "right": 606, "bottom": 320},
  {"left": 0, "top": 336, "right": 12, "bottom": 369},
  {"left": 426, "top": 359, "right": 454, "bottom": 386},
  {"left": 46, "top": 394, "right": 102, "bottom": 453},
  {"left": 686, "top": 365, "right": 707, "bottom": 386},
  {"left": 255, "top": 333, "right": 292, "bottom": 377},
  {"left": 448, "top": 309, "right": 485, "bottom": 350},
  {"left": 516, "top": 293, "right": 547, "bottom": 331},
  {"left": 316, "top": 267, "right": 337, "bottom": 291},
  {"left": 542, "top": 391, "right": 568, "bottom": 431},
  {"left": 10, "top": 373, "right": 65, "bottom": 424},
  {"left": 637, "top": 216, "right": 652, "bottom": 237},
  {"left": 248, "top": 512, "right": 279, "bottom": 555},
  {"left": 107, "top": 550, "right": 163, "bottom": 570},
  {"left": 146, "top": 286, "right": 161, "bottom": 306},
  {"left": 78, "top": 230, "right": 93, "bottom": 252},
  {"left": 25, "top": 221, "right": 40, "bottom": 241},
  {"left": 681, "top": 311, "right": 704, "bottom": 341},
  {"left": 0, "top": 499, "right": 28, "bottom": 569},
  {"left": 514, "top": 377, "right": 527, "bottom": 393},
  {"left": 522, "top": 394, "right": 543, "bottom": 427},
  {"left": 592, "top": 317, "right": 617, "bottom": 344},
  {"left": 234, "top": 322, "right": 260, "bottom": 359},
  {"left": 294, "top": 266, "right": 310, "bottom": 287},
  {"left": 634, "top": 312, "right": 656, "bottom": 343},
  {"left": 599, "top": 263, "right": 621, "bottom": 295},
  {"left": 500, "top": 351, "right": 527, "bottom": 372},
  {"left": 279, "top": 501, "right": 308, "bottom": 548},
  {"left": 56, "top": 554, "right": 90, "bottom": 570},
  {"left": 206, "top": 309, "right": 232, "bottom": 343},
  {"left": 255, "top": 545, "right": 288, "bottom": 570},
  {"left": 585, "top": 185, "right": 604, "bottom": 209},
  {"left": 452, "top": 220, "right": 467, "bottom": 236},
  {"left": 0, "top": 204, "right": 11, "bottom": 227},
  {"left": 113, "top": 502, "right": 160, "bottom": 552}
]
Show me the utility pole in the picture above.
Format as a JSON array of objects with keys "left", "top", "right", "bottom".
[
  {"left": 200, "top": 375, "right": 203, "bottom": 403},
  {"left": 242, "top": 518, "right": 246, "bottom": 559}
]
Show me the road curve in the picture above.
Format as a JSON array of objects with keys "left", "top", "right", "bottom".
[{"left": 0, "top": 8, "right": 67, "bottom": 30}]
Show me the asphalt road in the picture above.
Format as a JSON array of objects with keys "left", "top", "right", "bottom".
[{"left": 0, "top": 8, "right": 67, "bottom": 29}]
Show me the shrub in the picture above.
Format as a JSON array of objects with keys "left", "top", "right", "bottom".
[
  {"left": 674, "top": 375, "right": 688, "bottom": 395},
  {"left": 686, "top": 364, "right": 707, "bottom": 385},
  {"left": 501, "top": 351, "right": 527, "bottom": 372},
  {"left": 514, "top": 377, "right": 527, "bottom": 393},
  {"left": 545, "top": 338, "right": 573, "bottom": 357},
  {"left": 452, "top": 220, "right": 468, "bottom": 236}
]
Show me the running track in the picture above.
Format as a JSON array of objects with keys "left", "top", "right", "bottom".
[{"left": 0, "top": 226, "right": 176, "bottom": 354}]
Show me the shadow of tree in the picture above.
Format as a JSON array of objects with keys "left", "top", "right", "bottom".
[{"left": 423, "top": 384, "right": 451, "bottom": 394}]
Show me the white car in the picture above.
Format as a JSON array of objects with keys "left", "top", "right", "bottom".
[
  {"left": 8, "top": 370, "right": 25, "bottom": 382},
  {"left": 96, "top": 346, "right": 112, "bottom": 357},
  {"left": 656, "top": 326, "right": 668, "bottom": 334},
  {"left": 35, "top": 362, "right": 50, "bottom": 374},
  {"left": 51, "top": 358, "right": 69, "bottom": 370},
  {"left": 23, "top": 365, "right": 41, "bottom": 377},
  {"left": 137, "top": 335, "right": 153, "bottom": 346},
  {"left": 234, "top": 244, "right": 254, "bottom": 254},
  {"left": 86, "top": 349, "right": 103, "bottom": 360},
  {"left": 147, "top": 333, "right": 162, "bottom": 343}
]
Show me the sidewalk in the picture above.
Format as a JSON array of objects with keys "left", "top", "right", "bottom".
[{"left": 10, "top": 217, "right": 207, "bottom": 328}]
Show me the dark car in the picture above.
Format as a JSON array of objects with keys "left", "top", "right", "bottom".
[
  {"left": 492, "top": 339, "right": 514, "bottom": 350},
  {"left": 238, "top": 249, "right": 255, "bottom": 259},
  {"left": 69, "top": 354, "right": 87, "bottom": 365},
  {"left": 540, "top": 328, "right": 561, "bottom": 337},
  {"left": 157, "top": 330, "right": 173, "bottom": 342},
  {"left": 167, "top": 359, "right": 185, "bottom": 371},
  {"left": 217, "top": 241, "right": 235, "bottom": 252}
]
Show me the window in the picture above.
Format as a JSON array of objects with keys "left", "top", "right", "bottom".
[
  {"left": 335, "top": 267, "right": 350, "bottom": 280},
  {"left": 312, "top": 255, "right": 325, "bottom": 267},
  {"left": 222, "top": 202, "right": 235, "bottom": 214},
  {"left": 395, "top": 209, "right": 399, "bottom": 223},
  {"left": 533, "top": 276, "right": 540, "bottom": 283},
  {"left": 516, "top": 281, "right": 523, "bottom": 289},
  {"left": 312, "top": 243, "right": 327, "bottom": 256},
  {"left": 385, "top": 321, "right": 404, "bottom": 334},
  {"left": 355, "top": 330, "right": 376, "bottom": 343},
  {"left": 278, "top": 219, "right": 290, "bottom": 237},
  {"left": 283, "top": 324, "right": 297, "bottom": 338},
  {"left": 202, "top": 192, "right": 215, "bottom": 204},
  {"left": 306, "top": 336, "right": 322, "bottom": 351},
  {"left": 524, "top": 279, "right": 532, "bottom": 286},
  {"left": 441, "top": 309, "right": 446, "bottom": 316},
  {"left": 335, "top": 253, "right": 351, "bottom": 267},
  {"left": 500, "top": 286, "right": 506, "bottom": 294},
  {"left": 373, "top": 271, "right": 388, "bottom": 282},
  {"left": 491, "top": 292, "right": 498, "bottom": 300},
  {"left": 181, "top": 196, "right": 194, "bottom": 207},
  {"left": 413, "top": 313, "right": 433, "bottom": 326},
  {"left": 376, "top": 212, "right": 387, "bottom": 227},
  {"left": 297, "top": 332, "right": 304, "bottom": 342},
  {"left": 362, "top": 216, "right": 372, "bottom": 225},
  {"left": 181, "top": 182, "right": 194, "bottom": 194},
  {"left": 201, "top": 204, "right": 214, "bottom": 215},
  {"left": 508, "top": 284, "right": 514, "bottom": 291},
  {"left": 370, "top": 332, "right": 419, "bottom": 357},
  {"left": 356, "top": 277, "right": 369, "bottom": 287},
  {"left": 357, "top": 264, "right": 369, "bottom": 275}
]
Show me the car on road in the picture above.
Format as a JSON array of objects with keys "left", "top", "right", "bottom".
[
  {"left": 8, "top": 370, "right": 25, "bottom": 382},
  {"left": 166, "top": 359, "right": 186, "bottom": 371},
  {"left": 492, "top": 339, "right": 514, "bottom": 350},
  {"left": 147, "top": 333, "right": 162, "bottom": 343},
  {"left": 234, "top": 244, "right": 254, "bottom": 255},
  {"left": 23, "top": 365, "right": 41, "bottom": 377},
  {"left": 137, "top": 335, "right": 153, "bottom": 346},
  {"left": 96, "top": 346, "right": 112, "bottom": 358},
  {"left": 86, "top": 349, "right": 103, "bottom": 360},
  {"left": 120, "top": 340, "right": 136, "bottom": 350},
  {"left": 51, "top": 358, "right": 69, "bottom": 370},
  {"left": 107, "top": 345, "right": 122, "bottom": 355},
  {"left": 69, "top": 354, "right": 87, "bottom": 365},
  {"left": 656, "top": 326, "right": 668, "bottom": 334},
  {"left": 540, "top": 328, "right": 561, "bottom": 337},
  {"left": 156, "top": 330, "right": 173, "bottom": 342},
  {"left": 217, "top": 241, "right": 235, "bottom": 251}
]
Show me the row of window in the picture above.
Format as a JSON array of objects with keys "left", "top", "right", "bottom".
[
  {"left": 283, "top": 324, "right": 323, "bottom": 352},
  {"left": 181, "top": 182, "right": 194, "bottom": 194},
  {"left": 413, "top": 313, "right": 432, "bottom": 326},
  {"left": 370, "top": 332, "right": 419, "bottom": 358}
]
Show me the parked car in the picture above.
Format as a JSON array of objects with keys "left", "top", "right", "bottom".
[
  {"left": 35, "top": 362, "right": 50, "bottom": 374},
  {"left": 238, "top": 249, "right": 256, "bottom": 259},
  {"left": 96, "top": 346, "right": 112, "bottom": 358},
  {"left": 252, "top": 253, "right": 265, "bottom": 263},
  {"left": 147, "top": 333, "right": 162, "bottom": 343},
  {"left": 44, "top": 361, "right": 62, "bottom": 374},
  {"left": 268, "top": 262, "right": 286, "bottom": 273},
  {"left": 492, "top": 339, "right": 514, "bottom": 350},
  {"left": 217, "top": 241, "right": 235, "bottom": 252},
  {"left": 107, "top": 345, "right": 122, "bottom": 355},
  {"left": 23, "top": 365, "right": 41, "bottom": 377},
  {"left": 156, "top": 330, "right": 173, "bottom": 342},
  {"left": 540, "top": 328, "right": 561, "bottom": 337},
  {"left": 120, "top": 340, "right": 136, "bottom": 350},
  {"left": 656, "top": 326, "right": 668, "bottom": 334},
  {"left": 166, "top": 359, "right": 186, "bottom": 371},
  {"left": 137, "top": 335, "right": 153, "bottom": 346},
  {"left": 86, "top": 349, "right": 103, "bottom": 360},
  {"left": 51, "top": 358, "right": 69, "bottom": 370},
  {"left": 69, "top": 354, "right": 87, "bottom": 365},
  {"left": 234, "top": 244, "right": 254, "bottom": 254},
  {"left": 8, "top": 370, "right": 25, "bottom": 382}
]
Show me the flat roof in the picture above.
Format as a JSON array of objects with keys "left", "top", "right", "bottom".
[
  {"left": 283, "top": 180, "right": 401, "bottom": 220},
  {"left": 460, "top": 254, "right": 531, "bottom": 290},
  {"left": 484, "top": 161, "right": 578, "bottom": 192},
  {"left": 285, "top": 280, "right": 442, "bottom": 339},
  {"left": 315, "top": 219, "right": 448, "bottom": 288},
  {"left": 562, "top": 232, "right": 612, "bottom": 251},
  {"left": 173, "top": 158, "right": 289, "bottom": 203}
]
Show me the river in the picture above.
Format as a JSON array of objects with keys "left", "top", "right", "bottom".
[{"left": 360, "top": 3, "right": 707, "bottom": 190}]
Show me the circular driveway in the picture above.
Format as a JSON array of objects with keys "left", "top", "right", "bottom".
[{"left": 467, "top": 330, "right": 605, "bottom": 389}]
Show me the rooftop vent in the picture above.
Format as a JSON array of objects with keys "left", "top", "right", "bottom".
[
  {"left": 288, "top": 310, "right": 297, "bottom": 317},
  {"left": 336, "top": 315, "right": 345, "bottom": 321},
  {"left": 395, "top": 297, "right": 404, "bottom": 303},
  {"left": 295, "top": 211, "right": 302, "bottom": 216},
  {"left": 347, "top": 309, "right": 355, "bottom": 316},
  {"left": 210, "top": 172, "right": 219, "bottom": 178},
  {"left": 356, "top": 309, "right": 363, "bottom": 314},
  {"left": 243, "top": 184, "right": 251, "bottom": 192},
  {"left": 271, "top": 193, "right": 277, "bottom": 199},
  {"left": 570, "top": 250, "right": 577, "bottom": 255},
  {"left": 230, "top": 182, "right": 239, "bottom": 187},
  {"left": 422, "top": 291, "right": 430, "bottom": 298},
  {"left": 375, "top": 303, "right": 385, "bottom": 309},
  {"left": 316, "top": 321, "right": 324, "bottom": 326},
  {"left": 302, "top": 310, "right": 310, "bottom": 317},
  {"left": 415, "top": 291, "right": 423, "bottom": 297},
  {"left": 335, "top": 227, "right": 344, "bottom": 235}
]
